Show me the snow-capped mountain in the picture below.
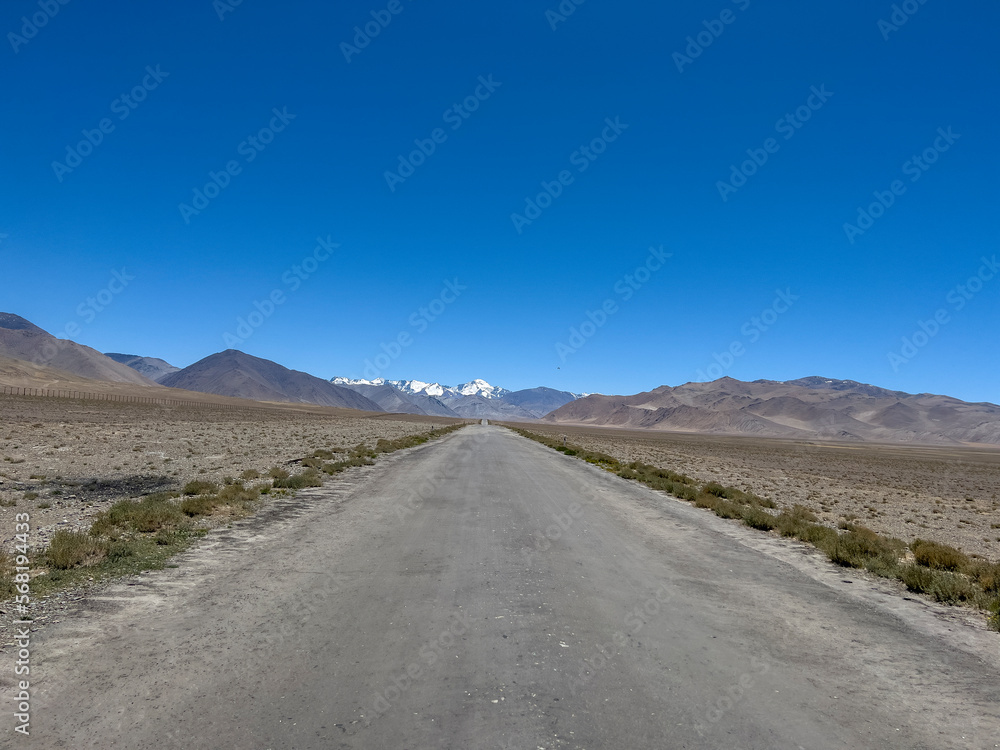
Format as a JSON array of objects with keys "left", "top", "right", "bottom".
[
  {"left": 453, "top": 379, "right": 510, "bottom": 400},
  {"left": 392, "top": 379, "right": 448, "bottom": 397},
  {"left": 330, "top": 376, "right": 579, "bottom": 419},
  {"left": 331, "top": 377, "right": 509, "bottom": 401}
]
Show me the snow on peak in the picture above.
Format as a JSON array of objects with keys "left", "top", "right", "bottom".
[
  {"left": 331, "top": 375, "right": 512, "bottom": 400},
  {"left": 332, "top": 376, "right": 386, "bottom": 386},
  {"left": 454, "top": 379, "right": 509, "bottom": 399},
  {"left": 385, "top": 379, "right": 446, "bottom": 397}
]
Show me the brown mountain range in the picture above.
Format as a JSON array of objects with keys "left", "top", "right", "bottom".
[
  {"left": 0, "top": 313, "right": 154, "bottom": 386},
  {"left": 159, "top": 350, "right": 381, "bottom": 411},
  {"left": 543, "top": 376, "right": 1000, "bottom": 445}
]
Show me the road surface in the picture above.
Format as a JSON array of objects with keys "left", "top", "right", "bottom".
[{"left": 9, "top": 425, "right": 1000, "bottom": 748}]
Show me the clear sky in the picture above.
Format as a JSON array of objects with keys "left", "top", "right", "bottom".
[{"left": 2, "top": 0, "right": 998, "bottom": 402}]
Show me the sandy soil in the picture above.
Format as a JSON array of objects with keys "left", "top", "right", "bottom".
[
  {"left": 510, "top": 423, "right": 1000, "bottom": 563},
  {"left": 0, "top": 394, "right": 455, "bottom": 551}
]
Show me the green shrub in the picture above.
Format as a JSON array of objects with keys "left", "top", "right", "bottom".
[
  {"left": 0, "top": 551, "right": 16, "bottom": 599},
  {"left": 182, "top": 480, "right": 217, "bottom": 496},
  {"left": 701, "top": 482, "right": 776, "bottom": 509},
  {"left": 693, "top": 493, "right": 720, "bottom": 510},
  {"left": 321, "top": 456, "right": 375, "bottom": 474},
  {"left": 710, "top": 498, "right": 743, "bottom": 520},
  {"left": 105, "top": 540, "right": 137, "bottom": 561},
  {"left": 268, "top": 466, "right": 290, "bottom": 480},
  {"left": 827, "top": 527, "right": 904, "bottom": 570},
  {"left": 742, "top": 507, "right": 778, "bottom": 531},
  {"left": 788, "top": 504, "right": 818, "bottom": 523},
  {"left": 631, "top": 463, "right": 692, "bottom": 485},
  {"left": 272, "top": 469, "right": 322, "bottom": 489},
  {"left": 91, "top": 494, "right": 187, "bottom": 535},
  {"left": 775, "top": 512, "right": 810, "bottom": 538},
  {"left": 47, "top": 530, "right": 106, "bottom": 570},
  {"left": 900, "top": 564, "right": 981, "bottom": 605},
  {"left": 967, "top": 561, "right": 1000, "bottom": 594},
  {"left": 988, "top": 599, "right": 1000, "bottom": 632},
  {"left": 703, "top": 482, "right": 730, "bottom": 498},
  {"left": 215, "top": 482, "right": 259, "bottom": 509},
  {"left": 180, "top": 495, "right": 217, "bottom": 517},
  {"left": 910, "top": 539, "right": 969, "bottom": 572},
  {"left": 349, "top": 443, "right": 376, "bottom": 459},
  {"left": 900, "top": 562, "right": 935, "bottom": 593},
  {"left": 796, "top": 523, "right": 839, "bottom": 550},
  {"left": 154, "top": 529, "right": 175, "bottom": 546}
]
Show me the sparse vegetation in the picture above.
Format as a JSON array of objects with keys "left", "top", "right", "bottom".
[
  {"left": 989, "top": 600, "right": 1000, "bottom": 632},
  {"left": 91, "top": 493, "right": 187, "bottom": 535},
  {"left": 47, "top": 530, "right": 106, "bottom": 570},
  {"left": 910, "top": 539, "right": 969, "bottom": 572},
  {"left": 271, "top": 469, "right": 323, "bottom": 490},
  {"left": 182, "top": 480, "right": 217, "bottom": 496},
  {"left": 0, "top": 551, "right": 16, "bottom": 599}
]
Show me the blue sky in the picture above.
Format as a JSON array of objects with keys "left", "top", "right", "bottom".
[{"left": 2, "top": 0, "right": 998, "bottom": 402}]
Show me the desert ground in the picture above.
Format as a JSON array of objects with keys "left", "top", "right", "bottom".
[
  {"left": 0, "top": 393, "right": 458, "bottom": 552},
  {"left": 509, "top": 423, "right": 1000, "bottom": 563}
]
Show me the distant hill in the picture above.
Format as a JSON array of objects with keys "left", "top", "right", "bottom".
[
  {"left": 0, "top": 354, "right": 125, "bottom": 391},
  {"left": 501, "top": 387, "right": 578, "bottom": 418},
  {"left": 543, "top": 376, "right": 1000, "bottom": 445},
  {"left": 160, "top": 350, "right": 382, "bottom": 411},
  {"left": 446, "top": 394, "right": 538, "bottom": 420},
  {"left": 0, "top": 313, "right": 156, "bottom": 386},
  {"left": 336, "top": 381, "right": 459, "bottom": 417},
  {"left": 105, "top": 353, "right": 180, "bottom": 383}
]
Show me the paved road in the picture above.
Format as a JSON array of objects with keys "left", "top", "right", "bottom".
[{"left": 11, "top": 425, "right": 1000, "bottom": 748}]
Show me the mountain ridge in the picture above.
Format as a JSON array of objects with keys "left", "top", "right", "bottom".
[
  {"left": 4, "top": 313, "right": 998, "bottom": 443},
  {"left": 0, "top": 313, "right": 156, "bottom": 386},
  {"left": 160, "top": 350, "right": 382, "bottom": 412},
  {"left": 105, "top": 353, "right": 180, "bottom": 383},
  {"left": 543, "top": 377, "right": 1000, "bottom": 445}
]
